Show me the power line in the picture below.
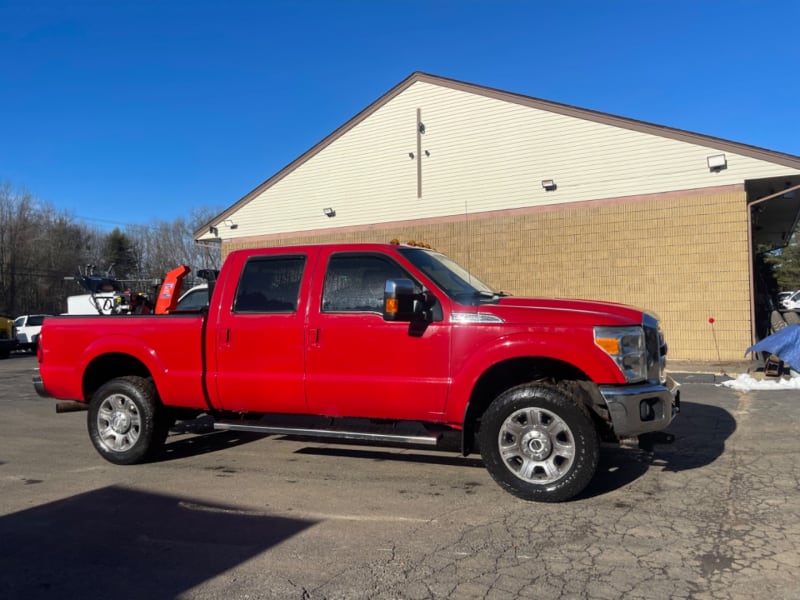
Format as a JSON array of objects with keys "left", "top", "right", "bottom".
[{"left": 73, "top": 214, "right": 146, "bottom": 228}]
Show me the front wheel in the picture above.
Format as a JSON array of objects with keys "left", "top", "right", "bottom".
[
  {"left": 479, "top": 382, "right": 599, "bottom": 502},
  {"left": 87, "top": 376, "right": 171, "bottom": 465}
]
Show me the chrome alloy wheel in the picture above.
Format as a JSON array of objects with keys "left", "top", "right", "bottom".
[
  {"left": 497, "top": 406, "right": 576, "bottom": 484},
  {"left": 96, "top": 393, "right": 142, "bottom": 453}
]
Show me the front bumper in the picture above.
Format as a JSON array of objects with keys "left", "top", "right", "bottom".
[{"left": 598, "top": 375, "right": 680, "bottom": 437}]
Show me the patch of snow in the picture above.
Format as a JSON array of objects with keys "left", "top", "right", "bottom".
[{"left": 718, "top": 373, "right": 800, "bottom": 391}]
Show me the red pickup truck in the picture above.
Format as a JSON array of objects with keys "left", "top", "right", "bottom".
[{"left": 34, "top": 241, "right": 679, "bottom": 502}]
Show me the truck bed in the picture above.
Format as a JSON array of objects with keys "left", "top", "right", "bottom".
[{"left": 38, "top": 314, "right": 208, "bottom": 409}]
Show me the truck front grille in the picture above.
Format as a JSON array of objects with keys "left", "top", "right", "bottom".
[{"left": 643, "top": 314, "right": 666, "bottom": 384}]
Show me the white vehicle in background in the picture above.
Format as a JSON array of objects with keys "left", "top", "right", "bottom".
[
  {"left": 781, "top": 290, "right": 800, "bottom": 311},
  {"left": 175, "top": 284, "right": 209, "bottom": 311},
  {"left": 777, "top": 291, "right": 794, "bottom": 308},
  {"left": 14, "top": 314, "right": 50, "bottom": 352},
  {"left": 173, "top": 271, "right": 217, "bottom": 312}
]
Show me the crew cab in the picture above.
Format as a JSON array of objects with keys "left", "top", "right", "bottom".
[{"left": 34, "top": 242, "right": 679, "bottom": 502}]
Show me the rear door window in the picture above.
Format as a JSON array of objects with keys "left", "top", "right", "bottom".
[{"left": 234, "top": 256, "right": 306, "bottom": 313}]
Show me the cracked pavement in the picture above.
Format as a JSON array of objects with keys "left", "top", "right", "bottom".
[{"left": 1, "top": 355, "right": 798, "bottom": 599}]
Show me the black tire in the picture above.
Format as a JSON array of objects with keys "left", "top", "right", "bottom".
[
  {"left": 479, "top": 382, "right": 599, "bottom": 502},
  {"left": 87, "top": 376, "right": 170, "bottom": 465}
]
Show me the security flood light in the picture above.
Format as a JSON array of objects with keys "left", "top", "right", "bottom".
[{"left": 707, "top": 154, "right": 727, "bottom": 172}]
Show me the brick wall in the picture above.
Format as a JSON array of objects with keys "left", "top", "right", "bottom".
[{"left": 222, "top": 185, "right": 751, "bottom": 361}]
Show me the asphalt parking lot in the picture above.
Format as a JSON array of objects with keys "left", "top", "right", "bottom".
[{"left": 1, "top": 354, "right": 799, "bottom": 600}]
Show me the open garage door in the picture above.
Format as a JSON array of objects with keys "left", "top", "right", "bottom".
[{"left": 747, "top": 176, "right": 800, "bottom": 342}]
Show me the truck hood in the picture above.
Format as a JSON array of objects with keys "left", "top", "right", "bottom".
[{"left": 472, "top": 296, "right": 649, "bottom": 327}]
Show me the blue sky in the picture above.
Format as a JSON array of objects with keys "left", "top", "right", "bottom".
[{"left": 1, "top": 0, "right": 798, "bottom": 230}]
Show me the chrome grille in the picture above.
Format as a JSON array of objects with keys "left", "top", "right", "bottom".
[{"left": 643, "top": 313, "right": 665, "bottom": 383}]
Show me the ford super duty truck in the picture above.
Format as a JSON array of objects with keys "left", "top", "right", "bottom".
[{"left": 34, "top": 241, "right": 679, "bottom": 502}]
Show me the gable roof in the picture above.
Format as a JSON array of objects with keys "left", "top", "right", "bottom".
[{"left": 196, "top": 71, "right": 800, "bottom": 239}]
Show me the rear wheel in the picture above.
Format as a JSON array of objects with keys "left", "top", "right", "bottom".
[
  {"left": 87, "top": 376, "right": 170, "bottom": 465},
  {"left": 479, "top": 382, "right": 599, "bottom": 502}
]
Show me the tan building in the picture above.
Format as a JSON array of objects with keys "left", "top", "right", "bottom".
[{"left": 196, "top": 72, "right": 800, "bottom": 362}]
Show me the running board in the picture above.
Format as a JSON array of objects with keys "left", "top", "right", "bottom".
[{"left": 213, "top": 421, "right": 441, "bottom": 446}]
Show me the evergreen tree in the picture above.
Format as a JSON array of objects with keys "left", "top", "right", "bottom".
[
  {"left": 102, "top": 228, "right": 137, "bottom": 279},
  {"left": 763, "top": 233, "right": 800, "bottom": 291}
]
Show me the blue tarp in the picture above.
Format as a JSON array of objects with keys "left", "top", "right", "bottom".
[{"left": 746, "top": 324, "right": 800, "bottom": 371}]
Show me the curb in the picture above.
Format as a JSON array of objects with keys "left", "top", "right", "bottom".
[
  {"left": 668, "top": 371, "right": 736, "bottom": 385},
  {"left": 666, "top": 360, "right": 755, "bottom": 385}
]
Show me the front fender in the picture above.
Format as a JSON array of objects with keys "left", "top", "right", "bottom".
[{"left": 446, "top": 328, "right": 626, "bottom": 423}]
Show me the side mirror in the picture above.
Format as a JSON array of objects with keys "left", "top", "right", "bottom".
[{"left": 383, "top": 279, "right": 423, "bottom": 322}]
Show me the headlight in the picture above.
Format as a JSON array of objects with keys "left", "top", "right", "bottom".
[{"left": 594, "top": 325, "right": 647, "bottom": 383}]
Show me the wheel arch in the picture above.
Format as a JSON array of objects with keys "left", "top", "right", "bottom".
[
  {"left": 460, "top": 356, "right": 594, "bottom": 455},
  {"left": 82, "top": 353, "right": 154, "bottom": 402}
]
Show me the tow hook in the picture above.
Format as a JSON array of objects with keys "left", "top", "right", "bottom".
[{"left": 638, "top": 431, "right": 675, "bottom": 452}]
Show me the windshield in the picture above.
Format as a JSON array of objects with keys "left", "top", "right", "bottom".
[{"left": 398, "top": 247, "right": 501, "bottom": 303}]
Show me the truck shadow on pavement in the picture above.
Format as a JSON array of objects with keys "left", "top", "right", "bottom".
[
  {"left": 294, "top": 445, "right": 487, "bottom": 469},
  {"left": 580, "top": 399, "right": 737, "bottom": 499},
  {"left": 288, "top": 400, "right": 736, "bottom": 501},
  {"left": 157, "top": 415, "right": 265, "bottom": 461},
  {"left": 0, "top": 486, "right": 315, "bottom": 600},
  {"left": 153, "top": 401, "right": 736, "bottom": 501}
]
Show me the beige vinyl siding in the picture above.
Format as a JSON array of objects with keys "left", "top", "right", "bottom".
[
  {"left": 221, "top": 81, "right": 798, "bottom": 240},
  {"left": 230, "top": 94, "right": 418, "bottom": 237}
]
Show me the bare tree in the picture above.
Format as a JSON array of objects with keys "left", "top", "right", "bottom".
[
  {"left": 126, "top": 207, "right": 221, "bottom": 287},
  {"left": 0, "top": 183, "right": 33, "bottom": 313},
  {"left": 0, "top": 180, "right": 221, "bottom": 315},
  {"left": 0, "top": 184, "right": 96, "bottom": 314}
]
